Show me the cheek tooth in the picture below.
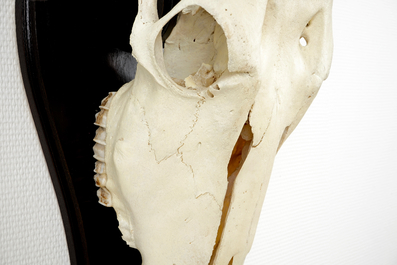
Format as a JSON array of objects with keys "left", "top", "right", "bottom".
[
  {"left": 97, "top": 188, "right": 112, "bottom": 207},
  {"left": 100, "top": 92, "right": 116, "bottom": 110},
  {"left": 94, "top": 109, "right": 108, "bottom": 128},
  {"left": 94, "top": 92, "right": 116, "bottom": 207},
  {"left": 94, "top": 173, "right": 107, "bottom": 187},
  {"left": 94, "top": 161, "right": 106, "bottom": 174},
  {"left": 93, "top": 127, "right": 106, "bottom": 145},
  {"left": 93, "top": 143, "right": 105, "bottom": 162}
]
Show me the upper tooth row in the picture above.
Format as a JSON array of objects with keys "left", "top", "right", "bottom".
[{"left": 93, "top": 92, "right": 115, "bottom": 207}]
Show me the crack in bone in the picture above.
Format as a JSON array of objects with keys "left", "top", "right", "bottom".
[
  {"left": 179, "top": 98, "right": 205, "bottom": 146},
  {"left": 176, "top": 97, "right": 206, "bottom": 196},
  {"left": 195, "top": 192, "right": 222, "bottom": 211},
  {"left": 136, "top": 99, "right": 159, "bottom": 162},
  {"left": 139, "top": 95, "right": 206, "bottom": 196},
  {"left": 177, "top": 143, "right": 195, "bottom": 179},
  {"left": 250, "top": 103, "right": 276, "bottom": 148},
  {"left": 176, "top": 111, "right": 199, "bottom": 187},
  {"left": 137, "top": 96, "right": 205, "bottom": 164}
]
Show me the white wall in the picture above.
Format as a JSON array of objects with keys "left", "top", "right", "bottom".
[
  {"left": 0, "top": 0, "right": 70, "bottom": 264},
  {"left": 247, "top": 1, "right": 397, "bottom": 264}
]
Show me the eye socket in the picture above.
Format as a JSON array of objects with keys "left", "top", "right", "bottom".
[
  {"left": 300, "top": 36, "right": 308, "bottom": 47},
  {"left": 161, "top": 6, "right": 228, "bottom": 89}
]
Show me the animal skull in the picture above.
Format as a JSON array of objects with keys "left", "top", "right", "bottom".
[{"left": 93, "top": 0, "right": 333, "bottom": 264}]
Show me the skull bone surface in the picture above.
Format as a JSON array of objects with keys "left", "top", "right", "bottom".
[{"left": 93, "top": 0, "right": 333, "bottom": 264}]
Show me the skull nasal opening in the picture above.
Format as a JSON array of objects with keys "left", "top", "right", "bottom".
[{"left": 161, "top": 6, "right": 228, "bottom": 89}]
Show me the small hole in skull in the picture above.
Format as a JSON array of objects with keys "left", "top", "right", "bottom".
[
  {"left": 300, "top": 36, "right": 308, "bottom": 47},
  {"left": 161, "top": 6, "right": 228, "bottom": 90}
]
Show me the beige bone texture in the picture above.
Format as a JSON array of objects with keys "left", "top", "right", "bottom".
[{"left": 93, "top": 0, "right": 333, "bottom": 264}]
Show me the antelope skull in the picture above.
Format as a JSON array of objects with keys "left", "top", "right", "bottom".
[{"left": 93, "top": 0, "right": 333, "bottom": 264}]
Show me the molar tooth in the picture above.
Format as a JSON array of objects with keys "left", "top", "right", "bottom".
[
  {"left": 93, "top": 127, "right": 106, "bottom": 145},
  {"left": 97, "top": 187, "right": 112, "bottom": 207},
  {"left": 93, "top": 143, "right": 105, "bottom": 162},
  {"left": 94, "top": 161, "right": 106, "bottom": 174},
  {"left": 100, "top": 92, "right": 116, "bottom": 110},
  {"left": 94, "top": 109, "right": 108, "bottom": 128},
  {"left": 94, "top": 173, "right": 107, "bottom": 187}
]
